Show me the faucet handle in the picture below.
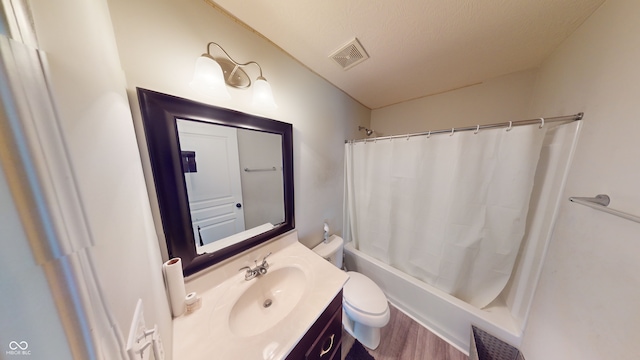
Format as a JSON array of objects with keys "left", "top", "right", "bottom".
[
  {"left": 260, "top": 252, "right": 272, "bottom": 268},
  {"left": 239, "top": 266, "right": 257, "bottom": 280}
]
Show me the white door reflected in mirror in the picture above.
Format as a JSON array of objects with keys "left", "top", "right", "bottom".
[
  {"left": 178, "top": 120, "right": 246, "bottom": 249},
  {"left": 177, "top": 118, "right": 285, "bottom": 255}
]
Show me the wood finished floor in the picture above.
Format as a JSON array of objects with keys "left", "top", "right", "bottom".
[{"left": 341, "top": 304, "right": 468, "bottom": 360}]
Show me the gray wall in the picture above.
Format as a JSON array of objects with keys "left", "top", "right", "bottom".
[{"left": 237, "top": 129, "right": 285, "bottom": 229}]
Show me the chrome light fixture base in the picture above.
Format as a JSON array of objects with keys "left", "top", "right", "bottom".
[
  {"left": 191, "top": 42, "right": 277, "bottom": 110},
  {"left": 216, "top": 57, "right": 251, "bottom": 89}
]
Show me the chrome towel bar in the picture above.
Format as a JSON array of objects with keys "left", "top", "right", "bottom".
[
  {"left": 244, "top": 166, "right": 277, "bottom": 172},
  {"left": 569, "top": 194, "right": 640, "bottom": 224}
]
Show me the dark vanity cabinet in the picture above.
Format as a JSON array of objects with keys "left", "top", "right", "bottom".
[{"left": 286, "top": 290, "right": 343, "bottom": 360}]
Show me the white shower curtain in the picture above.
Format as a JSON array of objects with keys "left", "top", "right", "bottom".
[{"left": 344, "top": 125, "right": 547, "bottom": 308}]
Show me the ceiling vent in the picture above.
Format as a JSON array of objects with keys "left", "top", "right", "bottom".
[{"left": 329, "top": 38, "right": 369, "bottom": 70}]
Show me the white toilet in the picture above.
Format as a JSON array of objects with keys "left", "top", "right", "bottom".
[{"left": 313, "top": 235, "right": 390, "bottom": 350}]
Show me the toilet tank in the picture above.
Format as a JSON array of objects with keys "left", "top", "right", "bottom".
[{"left": 312, "top": 235, "right": 344, "bottom": 269}]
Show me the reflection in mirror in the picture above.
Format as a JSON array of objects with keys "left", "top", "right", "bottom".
[
  {"left": 176, "top": 119, "right": 285, "bottom": 254},
  {"left": 136, "top": 88, "right": 294, "bottom": 276}
]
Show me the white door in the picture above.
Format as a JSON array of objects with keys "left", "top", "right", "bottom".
[{"left": 177, "top": 119, "right": 245, "bottom": 250}]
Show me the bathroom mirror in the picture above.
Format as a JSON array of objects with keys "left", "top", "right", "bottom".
[{"left": 137, "top": 88, "right": 294, "bottom": 276}]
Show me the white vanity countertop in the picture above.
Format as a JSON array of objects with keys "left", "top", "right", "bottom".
[{"left": 172, "top": 231, "right": 349, "bottom": 360}]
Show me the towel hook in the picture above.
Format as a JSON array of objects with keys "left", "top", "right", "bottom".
[
  {"left": 506, "top": 121, "right": 513, "bottom": 132},
  {"left": 449, "top": 128, "right": 455, "bottom": 136},
  {"left": 474, "top": 125, "right": 480, "bottom": 134},
  {"left": 539, "top": 117, "right": 545, "bottom": 129}
]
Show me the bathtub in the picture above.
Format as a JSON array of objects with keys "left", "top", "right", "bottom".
[
  {"left": 341, "top": 122, "right": 581, "bottom": 354},
  {"left": 343, "top": 242, "right": 521, "bottom": 354}
]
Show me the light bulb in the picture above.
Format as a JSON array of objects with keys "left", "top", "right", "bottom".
[
  {"left": 189, "top": 55, "right": 231, "bottom": 101},
  {"left": 251, "top": 77, "right": 277, "bottom": 110}
]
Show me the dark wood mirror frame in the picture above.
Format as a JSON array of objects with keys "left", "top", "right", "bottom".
[{"left": 137, "top": 88, "right": 294, "bottom": 276}]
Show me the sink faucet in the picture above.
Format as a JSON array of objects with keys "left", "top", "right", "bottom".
[{"left": 238, "top": 252, "right": 271, "bottom": 281}]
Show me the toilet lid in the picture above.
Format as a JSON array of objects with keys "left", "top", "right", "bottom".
[{"left": 343, "top": 271, "right": 387, "bottom": 315}]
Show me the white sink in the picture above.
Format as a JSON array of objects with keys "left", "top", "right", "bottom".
[
  {"left": 174, "top": 231, "right": 349, "bottom": 360},
  {"left": 228, "top": 266, "right": 307, "bottom": 337}
]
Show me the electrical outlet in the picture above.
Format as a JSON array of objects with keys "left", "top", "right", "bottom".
[{"left": 126, "top": 299, "right": 151, "bottom": 360}]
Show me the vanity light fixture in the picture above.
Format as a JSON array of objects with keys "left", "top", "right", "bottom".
[{"left": 190, "top": 42, "right": 277, "bottom": 110}]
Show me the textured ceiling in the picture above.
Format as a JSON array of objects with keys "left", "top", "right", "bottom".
[{"left": 208, "top": 0, "right": 604, "bottom": 109}]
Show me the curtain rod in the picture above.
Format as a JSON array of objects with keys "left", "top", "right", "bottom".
[{"left": 346, "top": 112, "right": 584, "bottom": 144}]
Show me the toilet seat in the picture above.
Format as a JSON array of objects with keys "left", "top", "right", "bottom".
[
  {"left": 344, "top": 272, "right": 388, "bottom": 314},
  {"left": 343, "top": 271, "right": 389, "bottom": 327},
  {"left": 344, "top": 299, "right": 390, "bottom": 328}
]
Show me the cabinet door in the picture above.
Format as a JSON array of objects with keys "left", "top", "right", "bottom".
[
  {"left": 305, "top": 308, "right": 342, "bottom": 360},
  {"left": 285, "top": 291, "right": 343, "bottom": 360}
]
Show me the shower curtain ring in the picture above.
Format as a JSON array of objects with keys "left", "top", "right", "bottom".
[
  {"left": 539, "top": 117, "right": 545, "bottom": 129},
  {"left": 474, "top": 125, "right": 480, "bottom": 134},
  {"left": 427, "top": 131, "right": 431, "bottom": 138},
  {"left": 506, "top": 121, "right": 513, "bottom": 132},
  {"left": 449, "top": 128, "right": 455, "bottom": 136}
]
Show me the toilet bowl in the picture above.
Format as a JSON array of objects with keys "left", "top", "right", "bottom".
[{"left": 312, "top": 235, "right": 390, "bottom": 349}]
